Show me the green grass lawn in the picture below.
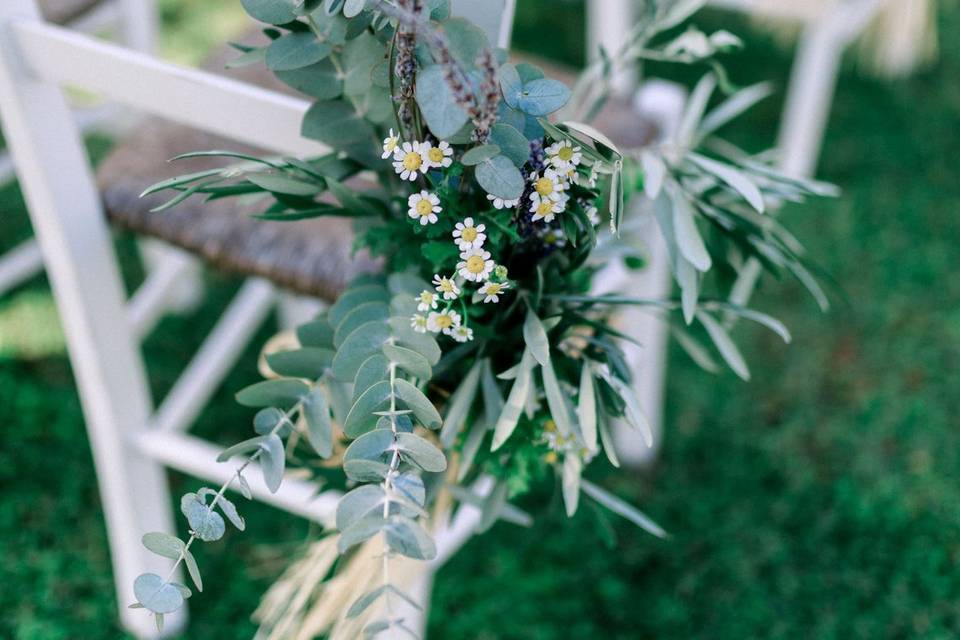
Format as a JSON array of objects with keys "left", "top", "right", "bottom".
[{"left": 2, "top": 3, "right": 959, "bottom": 639}]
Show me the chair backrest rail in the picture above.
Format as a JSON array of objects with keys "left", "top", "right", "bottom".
[{"left": 9, "top": 19, "right": 326, "bottom": 157}]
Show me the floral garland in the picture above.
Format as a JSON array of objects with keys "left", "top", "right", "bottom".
[{"left": 127, "top": 0, "right": 835, "bottom": 636}]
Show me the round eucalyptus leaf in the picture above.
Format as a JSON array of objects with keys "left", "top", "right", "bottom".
[
  {"left": 461, "top": 144, "right": 501, "bottom": 166},
  {"left": 241, "top": 0, "right": 297, "bottom": 24},
  {"left": 516, "top": 78, "right": 571, "bottom": 117},
  {"left": 343, "top": 428, "right": 394, "bottom": 463},
  {"left": 382, "top": 343, "right": 432, "bottom": 380},
  {"left": 387, "top": 272, "right": 431, "bottom": 297},
  {"left": 180, "top": 493, "right": 226, "bottom": 542},
  {"left": 394, "top": 380, "right": 442, "bottom": 429},
  {"left": 329, "top": 284, "right": 390, "bottom": 326},
  {"left": 303, "top": 386, "right": 333, "bottom": 458},
  {"left": 297, "top": 316, "right": 335, "bottom": 348},
  {"left": 352, "top": 353, "right": 390, "bottom": 403},
  {"left": 388, "top": 317, "right": 441, "bottom": 366},
  {"left": 265, "top": 347, "right": 333, "bottom": 380},
  {"left": 215, "top": 495, "right": 245, "bottom": 532},
  {"left": 415, "top": 65, "right": 470, "bottom": 139},
  {"left": 337, "top": 512, "right": 388, "bottom": 553},
  {"left": 393, "top": 472, "right": 426, "bottom": 507},
  {"left": 275, "top": 60, "right": 342, "bottom": 100},
  {"left": 499, "top": 63, "right": 522, "bottom": 109},
  {"left": 343, "top": 458, "right": 390, "bottom": 482},
  {"left": 336, "top": 484, "right": 385, "bottom": 531},
  {"left": 343, "top": 380, "right": 392, "bottom": 437},
  {"left": 515, "top": 62, "right": 545, "bottom": 83},
  {"left": 331, "top": 321, "right": 392, "bottom": 381},
  {"left": 236, "top": 378, "right": 310, "bottom": 409},
  {"left": 385, "top": 515, "right": 437, "bottom": 560},
  {"left": 266, "top": 33, "right": 332, "bottom": 71},
  {"left": 395, "top": 432, "right": 447, "bottom": 472},
  {"left": 134, "top": 573, "right": 184, "bottom": 615},
  {"left": 475, "top": 155, "right": 525, "bottom": 200},
  {"left": 489, "top": 123, "right": 531, "bottom": 167},
  {"left": 253, "top": 407, "right": 291, "bottom": 437},
  {"left": 334, "top": 301, "right": 390, "bottom": 348},
  {"left": 343, "top": 0, "right": 365, "bottom": 17},
  {"left": 141, "top": 532, "right": 185, "bottom": 560}
]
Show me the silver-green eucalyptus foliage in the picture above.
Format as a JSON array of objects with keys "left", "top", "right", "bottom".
[{"left": 132, "top": 0, "right": 835, "bottom": 635}]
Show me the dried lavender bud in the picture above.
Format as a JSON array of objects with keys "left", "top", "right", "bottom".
[{"left": 471, "top": 48, "right": 500, "bottom": 142}]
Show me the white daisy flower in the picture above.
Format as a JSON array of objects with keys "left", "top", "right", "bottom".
[
  {"left": 456, "top": 247, "right": 495, "bottom": 282},
  {"left": 426, "top": 309, "right": 461, "bottom": 335},
  {"left": 531, "top": 168, "right": 567, "bottom": 202},
  {"left": 451, "top": 325, "right": 474, "bottom": 343},
  {"left": 478, "top": 281, "right": 510, "bottom": 303},
  {"left": 407, "top": 190, "right": 441, "bottom": 225},
  {"left": 585, "top": 205, "right": 600, "bottom": 226},
  {"left": 410, "top": 314, "right": 428, "bottom": 333},
  {"left": 486, "top": 194, "right": 520, "bottom": 210},
  {"left": 416, "top": 289, "right": 438, "bottom": 312},
  {"left": 433, "top": 274, "right": 460, "bottom": 300},
  {"left": 542, "top": 227, "right": 567, "bottom": 248},
  {"left": 546, "top": 139, "right": 583, "bottom": 172},
  {"left": 423, "top": 140, "right": 453, "bottom": 169},
  {"left": 452, "top": 217, "right": 487, "bottom": 250},
  {"left": 381, "top": 128, "right": 400, "bottom": 160},
  {"left": 393, "top": 141, "right": 428, "bottom": 181},
  {"left": 529, "top": 193, "right": 565, "bottom": 223}
]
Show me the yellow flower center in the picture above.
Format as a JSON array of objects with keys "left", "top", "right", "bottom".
[
  {"left": 544, "top": 419, "right": 557, "bottom": 432},
  {"left": 419, "top": 292, "right": 433, "bottom": 304},
  {"left": 435, "top": 314, "right": 453, "bottom": 329},
  {"left": 461, "top": 227, "right": 478, "bottom": 242},
  {"left": 485, "top": 283, "right": 502, "bottom": 295},
  {"left": 535, "top": 177, "right": 555, "bottom": 196},
  {"left": 438, "top": 279, "right": 454, "bottom": 292},
  {"left": 385, "top": 138, "right": 398, "bottom": 152},
  {"left": 403, "top": 151, "right": 422, "bottom": 171},
  {"left": 428, "top": 147, "right": 445, "bottom": 163},
  {"left": 466, "top": 255, "right": 486, "bottom": 274},
  {"left": 415, "top": 199, "right": 433, "bottom": 216},
  {"left": 537, "top": 201, "right": 553, "bottom": 215},
  {"left": 558, "top": 146, "right": 574, "bottom": 161}
]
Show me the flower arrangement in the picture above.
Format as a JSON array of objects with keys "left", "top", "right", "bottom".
[{"left": 128, "top": 0, "right": 835, "bottom": 635}]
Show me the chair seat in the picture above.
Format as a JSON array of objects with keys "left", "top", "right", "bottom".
[
  {"left": 95, "top": 43, "right": 657, "bottom": 301},
  {"left": 38, "top": 0, "right": 103, "bottom": 25}
]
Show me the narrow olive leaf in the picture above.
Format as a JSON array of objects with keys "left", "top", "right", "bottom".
[
  {"left": 302, "top": 386, "right": 333, "bottom": 457},
  {"left": 394, "top": 379, "right": 442, "bottom": 429},
  {"left": 578, "top": 365, "right": 598, "bottom": 451},
  {"left": 237, "top": 472, "right": 253, "bottom": 499},
  {"left": 141, "top": 532, "right": 184, "bottom": 560},
  {"left": 670, "top": 325, "right": 720, "bottom": 373},
  {"left": 246, "top": 172, "right": 322, "bottom": 196},
  {"left": 259, "top": 434, "right": 285, "bottom": 493},
  {"left": 687, "top": 151, "right": 765, "bottom": 213},
  {"left": 216, "top": 495, "right": 245, "bottom": 532},
  {"left": 385, "top": 515, "right": 437, "bottom": 560},
  {"left": 343, "top": 380, "right": 392, "bottom": 437},
  {"left": 236, "top": 378, "right": 310, "bottom": 409},
  {"left": 542, "top": 358, "right": 575, "bottom": 438},
  {"left": 580, "top": 479, "right": 667, "bottom": 538},
  {"left": 597, "top": 412, "right": 620, "bottom": 468},
  {"left": 667, "top": 183, "right": 712, "bottom": 272},
  {"left": 609, "top": 162, "right": 624, "bottom": 234},
  {"left": 336, "top": 485, "right": 386, "bottom": 531},
  {"left": 706, "top": 303, "right": 791, "bottom": 343},
  {"left": 440, "top": 360, "right": 482, "bottom": 446},
  {"left": 492, "top": 349, "right": 536, "bottom": 451},
  {"left": 133, "top": 573, "right": 184, "bottom": 615},
  {"left": 480, "top": 359, "right": 504, "bottom": 424},
  {"left": 363, "top": 620, "right": 391, "bottom": 640},
  {"left": 382, "top": 343, "right": 432, "bottom": 380},
  {"left": 598, "top": 370, "right": 652, "bottom": 447},
  {"left": 522, "top": 310, "right": 551, "bottom": 366},
  {"left": 217, "top": 436, "right": 267, "bottom": 462},
  {"left": 395, "top": 432, "right": 447, "bottom": 472},
  {"left": 347, "top": 584, "right": 421, "bottom": 619},
  {"left": 697, "top": 310, "right": 750, "bottom": 381},
  {"left": 183, "top": 548, "right": 202, "bottom": 593},
  {"left": 477, "top": 480, "right": 508, "bottom": 533},
  {"left": 562, "top": 454, "right": 582, "bottom": 517}
]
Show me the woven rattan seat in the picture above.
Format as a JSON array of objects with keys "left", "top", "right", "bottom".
[{"left": 96, "top": 45, "right": 656, "bottom": 301}]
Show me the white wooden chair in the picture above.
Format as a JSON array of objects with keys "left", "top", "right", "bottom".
[
  {"left": 0, "top": 0, "right": 681, "bottom": 636},
  {"left": 0, "top": 0, "right": 157, "bottom": 297}
]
